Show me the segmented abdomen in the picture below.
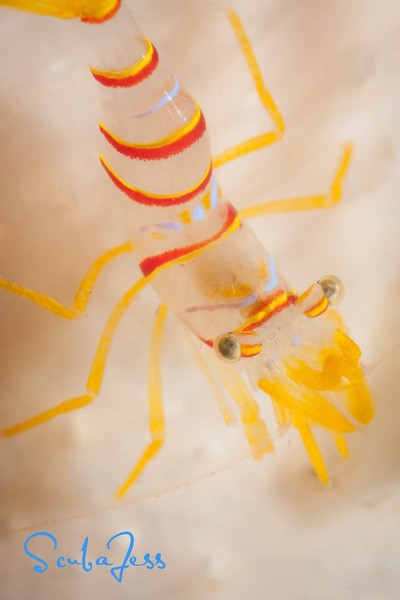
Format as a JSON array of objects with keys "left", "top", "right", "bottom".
[
  {"left": 88, "top": 6, "right": 288, "bottom": 341},
  {"left": 88, "top": 10, "right": 219, "bottom": 246}
]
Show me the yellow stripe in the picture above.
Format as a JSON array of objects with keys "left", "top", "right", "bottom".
[
  {"left": 99, "top": 104, "right": 202, "bottom": 150},
  {"left": 90, "top": 38, "right": 154, "bottom": 81},
  {"left": 235, "top": 291, "right": 289, "bottom": 333},
  {"left": 146, "top": 215, "right": 241, "bottom": 281},
  {"left": 178, "top": 210, "right": 191, "bottom": 224},
  {"left": 304, "top": 295, "right": 328, "bottom": 318},
  {"left": 240, "top": 343, "right": 263, "bottom": 357},
  {"left": 100, "top": 154, "right": 212, "bottom": 202},
  {"left": 201, "top": 189, "right": 211, "bottom": 210},
  {"left": 296, "top": 284, "right": 313, "bottom": 305}
]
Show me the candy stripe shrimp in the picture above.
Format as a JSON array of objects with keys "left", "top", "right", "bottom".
[{"left": 0, "top": 0, "right": 374, "bottom": 499}]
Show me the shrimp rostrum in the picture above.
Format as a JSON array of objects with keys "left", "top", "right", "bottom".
[{"left": 0, "top": 0, "right": 374, "bottom": 497}]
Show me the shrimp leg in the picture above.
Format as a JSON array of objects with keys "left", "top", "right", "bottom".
[
  {"left": 215, "top": 10, "right": 352, "bottom": 222},
  {"left": 293, "top": 414, "right": 330, "bottom": 485},
  {"left": 2, "top": 276, "right": 147, "bottom": 436},
  {"left": 212, "top": 360, "right": 273, "bottom": 459},
  {"left": 239, "top": 143, "right": 352, "bottom": 219},
  {"left": 0, "top": 242, "right": 133, "bottom": 318},
  {"left": 213, "top": 10, "right": 285, "bottom": 169},
  {"left": 116, "top": 305, "right": 168, "bottom": 499}
]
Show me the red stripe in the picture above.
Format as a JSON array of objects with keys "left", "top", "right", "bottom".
[
  {"left": 100, "top": 156, "right": 213, "bottom": 207},
  {"left": 91, "top": 46, "right": 159, "bottom": 88},
  {"left": 246, "top": 289, "right": 284, "bottom": 318},
  {"left": 241, "top": 293, "right": 297, "bottom": 333},
  {"left": 140, "top": 204, "right": 238, "bottom": 277},
  {"left": 99, "top": 111, "right": 207, "bottom": 160},
  {"left": 202, "top": 339, "right": 214, "bottom": 349}
]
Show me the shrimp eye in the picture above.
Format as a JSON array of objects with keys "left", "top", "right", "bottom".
[
  {"left": 317, "top": 275, "right": 344, "bottom": 305},
  {"left": 214, "top": 333, "right": 241, "bottom": 363}
]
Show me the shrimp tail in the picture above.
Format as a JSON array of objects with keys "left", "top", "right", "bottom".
[{"left": 0, "top": 0, "right": 121, "bottom": 22}]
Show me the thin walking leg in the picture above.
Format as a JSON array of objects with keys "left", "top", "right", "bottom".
[
  {"left": 0, "top": 242, "right": 134, "bottom": 318},
  {"left": 2, "top": 276, "right": 147, "bottom": 436},
  {"left": 239, "top": 144, "right": 352, "bottom": 220},
  {"left": 116, "top": 304, "right": 168, "bottom": 499},
  {"left": 213, "top": 10, "right": 285, "bottom": 170}
]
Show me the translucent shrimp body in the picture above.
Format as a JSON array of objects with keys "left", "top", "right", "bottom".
[
  {"left": 1, "top": 0, "right": 375, "bottom": 491},
  {"left": 83, "top": 6, "right": 293, "bottom": 355}
]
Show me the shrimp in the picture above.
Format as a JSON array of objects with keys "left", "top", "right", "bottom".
[{"left": 0, "top": 0, "right": 374, "bottom": 503}]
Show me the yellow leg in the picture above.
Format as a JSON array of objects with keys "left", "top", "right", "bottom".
[
  {"left": 0, "top": 242, "right": 133, "bottom": 318},
  {"left": 213, "top": 10, "right": 285, "bottom": 170},
  {"left": 116, "top": 304, "right": 168, "bottom": 499},
  {"left": 239, "top": 144, "right": 352, "bottom": 220},
  {"left": 293, "top": 415, "right": 330, "bottom": 486},
  {"left": 2, "top": 276, "right": 147, "bottom": 436},
  {"left": 334, "top": 434, "right": 349, "bottom": 459},
  {"left": 213, "top": 361, "right": 273, "bottom": 459},
  {"left": 258, "top": 378, "right": 354, "bottom": 485}
]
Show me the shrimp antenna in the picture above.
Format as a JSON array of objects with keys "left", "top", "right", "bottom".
[
  {"left": 0, "top": 430, "right": 285, "bottom": 539},
  {"left": 364, "top": 342, "right": 400, "bottom": 376}
]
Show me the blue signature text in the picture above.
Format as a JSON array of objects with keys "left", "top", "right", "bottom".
[{"left": 23, "top": 531, "right": 166, "bottom": 583}]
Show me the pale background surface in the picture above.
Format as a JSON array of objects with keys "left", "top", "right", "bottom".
[{"left": 0, "top": 0, "right": 399, "bottom": 598}]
